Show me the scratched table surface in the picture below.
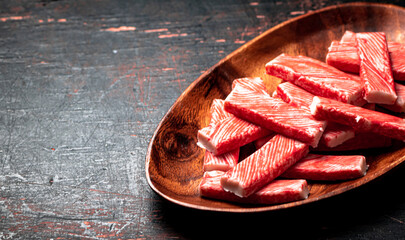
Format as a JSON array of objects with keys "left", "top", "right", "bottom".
[{"left": 1, "top": 0, "right": 405, "bottom": 239}]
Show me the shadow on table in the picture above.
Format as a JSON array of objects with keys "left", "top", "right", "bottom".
[{"left": 156, "top": 163, "right": 405, "bottom": 239}]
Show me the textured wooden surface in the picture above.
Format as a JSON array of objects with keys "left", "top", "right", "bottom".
[{"left": 2, "top": 0, "right": 405, "bottom": 239}]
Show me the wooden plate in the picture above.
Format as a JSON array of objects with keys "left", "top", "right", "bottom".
[{"left": 145, "top": 2, "right": 405, "bottom": 212}]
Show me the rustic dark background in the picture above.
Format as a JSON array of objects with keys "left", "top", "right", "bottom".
[{"left": 1, "top": 0, "right": 405, "bottom": 239}]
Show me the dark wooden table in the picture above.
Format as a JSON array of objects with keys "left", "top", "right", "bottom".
[{"left": 2, "top": 0, "right": 405, "bottom": 239}]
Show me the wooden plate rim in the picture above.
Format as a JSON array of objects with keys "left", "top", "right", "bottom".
[{"left": 145, "top": 2, "right": 405, "bottom": 213}]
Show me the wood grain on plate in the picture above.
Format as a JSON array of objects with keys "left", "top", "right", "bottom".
[{"left": 145, "top": 2, "right": 405, "bottom": 212}]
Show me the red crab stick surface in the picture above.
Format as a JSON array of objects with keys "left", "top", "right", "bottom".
[
  {"left": 200, "top": 171, "right": 309, "bottom": 205},
  {"left": 310, "top": 96, "right": 405, "bottom": 141},
  {"left": 202, "top": 99, "right": 240, "bottom": 171},
  {"left": 326, "top": 31, "right": 362, "bottom": 74},
  {"left": 265, "top": 53, "right": 366, "bottom": 106},
  {"left": 197, "top": 77, "right": 274, "bottom": 155},
  {"left": 326, "top": 31, "right": 405, "bottom": 81},
  {"left": 318, "top": 122, "right": 355, "bottom": 148},
  {"left": 387, "top": 42, "right": 405, "bottom": 81},
  {"left": 275, "top": 82, "right": 354, "bottom": 148},
  {"left": 275, "top": 81, "right": 318, "bottom": 109},
  {"left": 356, "top": 32, "right": 397, "bottom": 104},
  {"left": 380, "top": 82, "right": 405, "bottom": 113},
  {"left": 208, "top": 99, "right": 233, "bottom": 124},
  {"left": 197, "top": 115, "right": 271, "bottom": 155},
  {"left": 220, "top": 134, "right": 309, "bottom": 197},
  {"left": 224, "top": 82, "right": 326, "bottom": 147},
  {"left": 231, "top": 77, "right": 269, "bottom": 93},
  {"left": 281, "top": 154, "right": 368, "bottom": 181},
  {"left": 326, "top": 41, "right": 360, "bottom": 73},
  {"left": 202, "top": 150, "right": 239, "bottom": 172}
]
